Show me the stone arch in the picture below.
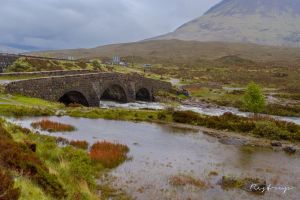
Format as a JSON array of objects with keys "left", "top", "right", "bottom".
[
  {"left": 136, "top": 88, "right": 152, "bottom": 101},
  {"left": 100, "top": 84, "right": 128, "bottom": 102},
  {"left": 58, "top": 91, "right": 89, "bottom": 106}
]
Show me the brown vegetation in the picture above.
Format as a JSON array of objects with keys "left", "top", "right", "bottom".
[
  {"left": 70, "top": 140, "right": 89, "bottom": 150},
  {"left": 31, "top": 119, "right": 76, "bottom": 132},
  {"left": 0, "top": 122, "right": 66, "bottom": 199},
  {"left": 169, "top": 174, "right": 207, "bottom": 189},
  {"left": 90, "top": 141, "right": 129, "bottom": 168},
  {"left": 0, "top": 169, "right": 20, "bottom": 200}
]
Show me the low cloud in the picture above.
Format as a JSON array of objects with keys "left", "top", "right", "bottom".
[{"left": 0, "top": 0, "right": 220, "bottom": 50}]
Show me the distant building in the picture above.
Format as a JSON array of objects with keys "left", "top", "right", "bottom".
[
  {"left": 112, "top": 55, "right": 120, "bottom": 65},
  {"left": 143, "top": 64, "right": 152, "bottom": 67}
]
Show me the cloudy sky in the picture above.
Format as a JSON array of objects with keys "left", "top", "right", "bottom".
[{"left": 0, "top": 0, "right": 221, "bottom": 51}]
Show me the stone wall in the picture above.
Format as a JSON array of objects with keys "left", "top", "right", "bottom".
[{"left": 4, "top": 72, "right": 172, "bottom": 107}]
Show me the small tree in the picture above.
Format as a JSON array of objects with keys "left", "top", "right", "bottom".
[
  {"left": 243, "top": 82, "right": 266, "bottom": 114},
  {"left": 91, "top": 59, "right": 102, "bottom": 70}
]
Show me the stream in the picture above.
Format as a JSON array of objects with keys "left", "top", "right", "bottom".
[
  {"left": 9, "top": 116, "right": 300, "bottom": 200},
  {"left": 100, "top": 100, "right": 300, "bottom": 125}
]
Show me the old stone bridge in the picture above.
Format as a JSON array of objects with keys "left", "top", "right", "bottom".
[{"left": 4, "top": 72, "right": 172, "bottom": 107}]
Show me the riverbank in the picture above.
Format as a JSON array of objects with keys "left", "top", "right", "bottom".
[
  {"left": 0, "top": 93, "right": 299, "bottom": 150},
  {"left": 0, "top": 118, "right": 130, "bottom": 200}
]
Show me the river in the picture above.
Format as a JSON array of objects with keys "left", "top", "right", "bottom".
[
  {"left": 99, "top": 100, "right": 300, "bottom": 125},
  {"left": 10, "top": 116, "right": 300, "bottom": 200}
]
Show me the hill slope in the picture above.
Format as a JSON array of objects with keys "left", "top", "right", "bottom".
[
  {"left": 154, "top": 0, "right": 300, "bottom": 47},
  {"left": 31, "top": 40, "right": 300, "bottom": 65}
]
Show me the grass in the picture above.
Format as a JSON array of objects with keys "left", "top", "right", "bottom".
[
  {"left": 66, "top": 107, "right": 173, "bottom": 122},
  {"left": 0, "top": 104, "right": 55, "bottom": 117},
  {"left": 169, "top": 174, "right": 207, "bottom": 189},
  {"left": 31, "top": 119, "right": 76, "bottom": 132},
  {"left": 14, "top": 177, "right": 52, "bottom": 200},
  {"left": 1, "top": 119, "right": 129, "bottom": 200},
  {"left": 90, "top": 141, "right": 129, "bottom": 168},
  {"left": 0, "top": 169, "right": 20, "bottom": 200},
  {"left": 0, "top": 93, "right": 63, "bottom": 109}
]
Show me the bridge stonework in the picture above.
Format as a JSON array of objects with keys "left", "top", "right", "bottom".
[{"left": 4, "top": 72, "right": 172, "bottom": 107}]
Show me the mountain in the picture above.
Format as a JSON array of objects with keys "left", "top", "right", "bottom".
[
  {"left": 0, "top": 45, "right": 27, "bottom": 54},
  {"left": 153, "top": 0, "right": 300, "bottom": 47}
]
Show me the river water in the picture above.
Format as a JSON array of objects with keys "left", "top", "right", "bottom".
[
  {"left": 10, "top": 116, "right": 300, "bottom": 200},
  {"left": 99, "top": 101, "right": 300, "bottom": 125}
]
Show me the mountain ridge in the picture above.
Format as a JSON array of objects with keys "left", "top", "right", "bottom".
[{"left": 154, "top": 0, "right": 300, "bottom": 47}]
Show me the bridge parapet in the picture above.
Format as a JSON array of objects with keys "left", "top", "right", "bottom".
[{"left": 4, "top": 72, "right": 172, "bottom": 107}]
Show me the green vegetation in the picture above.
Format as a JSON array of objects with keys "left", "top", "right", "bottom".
[
  {"left": 66, "top": 107, "right": 173, "bottom": 122},
  {"left": 243, "top": 82, "right": 266, "bottom": 113},
  {"left": 172, "top": 111, "right": 300, "bottom": 142},
  {"left": 6, "top": 57, "right": 88, "bottom": 72},
  {"left": 0, "top": 118, "right": 131, "bottom": 200},
  {"left": 0, "top": 104, "right": 55, "bottom": 117}
]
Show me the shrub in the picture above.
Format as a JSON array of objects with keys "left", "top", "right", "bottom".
[
  {"left": 172, "top": 111, "right": 200, "bottom": 124},
  {"left": 0, "top": 169, "right": 20, "bottom": 200},
  {"left": 31, "top": 119, "right": 76, "bottom": 132},
  {"left": 243, "top": 82, "right": 266, "bottom": 113},
  {"left": 252, "top": 121, "right": 289, "bottom": 140},
  {"left": 90, "top": 141, "right": 129, "bottom": 168},
  {"left": 70, "top": 140, "right": 89, "bottom": 150}
]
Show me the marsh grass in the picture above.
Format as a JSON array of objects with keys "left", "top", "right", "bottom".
[
  {"left": 31, "top": 119, "right": 76, "bottom": 132},
  {"left": 90, "top": 141, "right": 129, "bottom": 168},
  {"left": 169, "top": 174, "right": 208, "bottom": 189}
]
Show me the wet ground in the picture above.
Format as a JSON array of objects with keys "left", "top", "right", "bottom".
[{"left": 10, "top": 116, "right": 300, "bottom": 200}]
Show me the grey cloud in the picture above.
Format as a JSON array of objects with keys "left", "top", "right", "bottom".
[{"left": 0, "top": 0, "right": 221, "bottom": 50}]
